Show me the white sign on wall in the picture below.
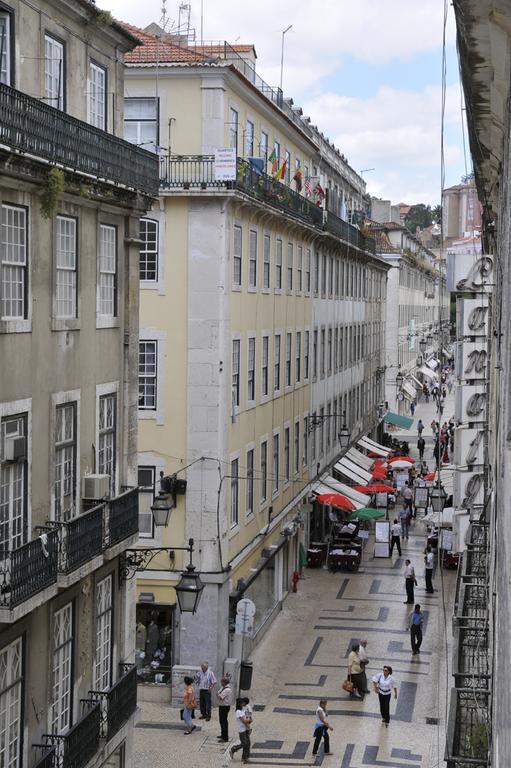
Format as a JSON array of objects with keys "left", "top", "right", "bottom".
[
  {"left": 457, "top": 341, "right": 488, "bottom": 381},
  {"left": 446, "top": 252, "right": 493, "bottom": 293},
  {"left": 214, "top": 148, "right": 237, "bottom": 181},
  {"left": 455, "top": 383, "right": 487, "bottom": 424},
  {"left": 457, "top": 296, "right": 490, "bottom": 338},
  {"left": 454, "top": 427, "right": 485, "bottom": 468},
  {"left": 453, "top": 470, "right": 485, "bottom": 510}
]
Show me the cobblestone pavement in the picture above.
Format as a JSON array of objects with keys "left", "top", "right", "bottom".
[{"left": 134, "top": 388, "right": 456, "bottom": 768}]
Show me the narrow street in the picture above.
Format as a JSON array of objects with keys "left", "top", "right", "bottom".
[{"left": 134, "top": 393, "right": 457, "bottom": 768}]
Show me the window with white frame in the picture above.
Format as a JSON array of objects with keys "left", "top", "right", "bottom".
[
  {"left": 326, "top": 402, "right": 331, "bottom": 451},
  {"left": 321, "top": 254, "right": 327, "bottom": 296},
  {"left": 89, "top": 61, "right": 106, "bottom": 130},
  {"left": 294, "top": 421, "right": 300, "bottom": 475},
  {"left": 124, "top": 98, "right": 158, "bottom": 151},
  {"left": 286, "top": 242, "right": 293, "bottom": 291},
  {"left": 0, "top": 637, "right": 22, "bottom": 768},
  {"left": 248, "top": 229, "right": 257, "bottom": 288},
  {"left": 334, "top": 328, "right": 338, "bottom": 371},
  {"left": 139, "top": 341, "right": 157, "bottom": 410},
  {"left": 285, "top": 333, "right": 292, "bottom": 387},
  {"left": 275, "top": 238, "right": 282, "bottom": 289},
  {"left": 295, "top": 331, "right": 302, "bottom": 383},
  {"left": 137, "top": 466, "right": 155, "bottom": 538},
  {"left": 247, "top": 337, "right": 255, "bottom": 402},
  {"left": 320, "top": 328, "right": 325, "bottom": 378},
  {"left": 274, "top": 334, "right": 280, "bottom": 391},
  {"left": 246, "top": 448, "right": 254, "bottom": 517},
  {"left": 245, "top": 120, "right": 254, "bottom": 156},
  {"left": 319, "top": 406, "right": 324, "bottom": 456},
  {"left": 302, "top": 417, "right": 308, "bottom": 465},
  {"left": 232, "top": 339, "right": 240, "bottom": 407},
  {"left": 284, "top": 427, "right": 290, "bottom": 484},
  {"left": 304, "top": 330, "right": 309, "bottom": 379},
  {"left": 54, "top": 402, "right": 76, "bottom": 521},
  {"left": 313, "top": 252, "right": 319, "bottom": 294},
  {"left": 305, "top": 248, "right": 311, "bottom": 293},
  {"left": 0, "top": 11, "right": 12, "bottom": 85},
  {"left": 230, "top": 458, "right": 239, "bottom": 527},
  {"left": 0, "top": 415, "right": 26, "bottom": 555},
  {"left": 98, "top": 393, "right": 116, "bottom": 495},
  {"left": 263, "top": 234, "right": 270, "bottom": 289},
  {"left": 1, "top": 204, "right": 28, "bottom": 321},
  {"left": 50, "top": 602, "right": 73, "bottom": 733},
  {"left": 312, "top": 329, "right": 318, "bottom": 379},
  {"left": 98, "top": 225, "right": 117, "bottom": 318},
  {"left": 94, "top": 575, "right": 113, "bottom": 691},
  {"left": 260, "top": 131, "right": 268, "bottom": 161},
  {"left": 285, "top": 150, "right": 291, "bottom": 184},
  {"left": 229, "top": 107, "right": 238, "bottom": 151},
  {"left": 233, "top": 225, "right": 242, "bottom": 287},
  {"left": 55, "top": 216, "right": 77, "bottom": 318},
  {"left": 45, "top": 35, "right": 64, "bottom": 110},
  {"left": 260, "top": 441, "right": 267, "bottom": 503},
  {"left": 297, "top": 246, "right": 302, "bottom": 291},
  {"left": 311, "top": 413, "right": 316, "bottom": 461},
  {"left": 327, "top": 328, "right": 332, "bottom": 375},
  {"left": 139, "top": 219, "right": 158, "bottom": 281},
  {"left": 272, "top": 434, "right": 279, "bottom": 493},
  {"left": 261, "top": 335, "right": 269, "bottom": 397}
]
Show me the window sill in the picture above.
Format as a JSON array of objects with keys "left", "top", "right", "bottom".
[
  {"left": 272, "top": 489, "right": 280, "bottom": 500},
  {"left": 0, "top": 319, "right": 32, "bottom": 334},
  {"left": 261, "top": 288, "right": 271, "bottom": 294},
  {"left": 228, "top": 524, "right": 240, "bottom": 540},
  {"left": 246, "top": 400, "right": 256, "bottom": 410},
  {"left": 232, "top": 285, "right": 242, "bottom": 293},
  {"left": 51, "top": 318, "right": 80, "bottom": 332},
  {"left": 274, "top": 288, "right": 283, "bottom": 295},
  {"left": 96, "top": 316, "right": 120, "bottom": 329}
]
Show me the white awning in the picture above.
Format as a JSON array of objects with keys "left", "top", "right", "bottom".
[
  {"left": 420, "top": 365, "right": 438, "bottom": 380},
  {"left": 443, "top": 348, "right": 451, "bottom": 357},
  {"left": 334, "top": 457, "right": 372, "bottom": 484},
  {"left": 357, "top": 436, "right": 390, "bottom": 457},
  {"left": 320, "top": 475, "right": 369, "bottom": 506},
  {"left": 312, "top": 483, "right": 339, "bottom": 497},
  {"left": 426, "top": 357, "right": 440, "bottom": 370},
  {"left": 410, "top": 375, "right": 422, "bottom": 388},
  {"left": 402, "top": 381, "right": 416, "bottom": 399},
  {"left": 346, "top": 447, "right": 373, "bottom": 470}
]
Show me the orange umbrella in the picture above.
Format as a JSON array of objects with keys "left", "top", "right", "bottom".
[
  {"left": 388, "top": 455, "right": 415, "bottom": 464},
  {"left": 352, "top": 484, "right": 394, "bottom": 494},
  {"left": 316, "top": 493, "right": 356, "bottom": 512}
]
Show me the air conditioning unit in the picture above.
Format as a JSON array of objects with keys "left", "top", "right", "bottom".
[
  {"left": 2, "top": 436, "right": 26, "bottom": 462},
  {"left": 82, "top": 474, "right": 110, "bottom": 500}
]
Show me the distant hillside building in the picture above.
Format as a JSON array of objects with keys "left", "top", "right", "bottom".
[{"left": 442, "top": 176, "right": 482, "bottom": 242}]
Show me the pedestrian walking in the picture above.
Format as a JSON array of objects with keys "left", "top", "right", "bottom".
[
  {"left": 195, "top": 661, "right": 217, "bottom": 721},
  {"left": 182, "top": 676, "right": 197, "bottom": 734},
  {"left": 311, "top": 699, "right": 334, "bottom": 758},
  {"left": 390, "top": 518, "right": 402, "bottom": 556},
  {"left": 404, "top": 559, "right": 416, "bottom": 604},
  {"left": 409, "top": 604, "right": 424, "bottom": 654},
  {"left": 229, "top": 697, "right": 252, "bottom": 763},
  {"left": 347, "top": 643, "right": 364, "bottom": 699},
  {"left": 402, "top": 482, "right": 413, "bottom": 510},
  {"left": 372, "top": 666, "right": 398, "bottom": 726},
  {"left": 417, "top": 419, "right": 424, "bottom": 436},
  {"left": 424, "top": 546, "right": 435, "bottom": 593},
  {"left": 399, "top": 504, "right": 410, "bottom": 539},
  {"left": 358, "top": 639, "right": 370, "bottom": 693},
  {"left": 417, "top": 435, "right": 425, "bottom": 461},
  {"left": 216, "top": 674, "right": 233, "bottom": 742},
  {"left": 410, "top": 400, "right": 416, "bottom": 417}
]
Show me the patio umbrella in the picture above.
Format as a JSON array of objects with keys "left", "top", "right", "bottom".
[
  {"left": 352, "top": 484, "right": 394, "bottom": 494},
  {"left": 316, "top": 493, "right": 356, "bottom": 512},
  {"left": 371, "top": 468, "right": 388, "bottom": 478},
  {"left": 348, "top": 507, "right": 386, "bottom": 521},
  {"left": 388, "top": 456, "right": 415, "bottom": 464},
  {"left": 425, "top": 472, "right": 436, "bottom": 481},
  {"left": 388, "top": 460, "right": 413, "bottom": 470}
]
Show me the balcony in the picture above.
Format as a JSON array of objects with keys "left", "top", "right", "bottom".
[
  {"left": 0, "top": 83, "right": 158, "bottom": 196},
  {"left": 89, "top": 664, "right": 137, "bottom": 741},
  {"left": 107, "top": 488, "right": 139, "bottom": 548},
  {"left": 324, "top": 211, "right": 376, "bottom": 255},
  {"left": 44, "top": 700, "right": 101, "bottom": 768},
  {"left": 58, "top": 504, "right": 104, "bottom": 573},
  {"left": 0, "top": 530, "right": 58, "bottom": 609},
  {"left": 31, "top": 746, "right": 57, "bottom": 768}
]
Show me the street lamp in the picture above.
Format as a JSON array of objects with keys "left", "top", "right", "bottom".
[
  {"left": 396, "top": 370, "right": 404, "bottom": 389},
  {"left": 430, "top": 486, "right": 447, "bottom": 513},
  {"left": 419, "top": 338, "right": 427, "bottom": 353},
  {"left": 279, "top": 24, "right": 293, "bottom": 92},
  {"left": 338, "top": 412, "right": 350, "bottom": 449},
  {"left": 150, "top": 471, "right": 176, "bottom": 527},
  {"left": 174, "top": 538, "right": 205, "bottom": 614}
]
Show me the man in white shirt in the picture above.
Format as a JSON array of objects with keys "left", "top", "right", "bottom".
[
  {"left": 424, "top": 546, "right": 435, "bottom": 593},
  {"left": 403, "top": 559, "right": 416, "bottom": 604},
  {"left": 194, "top": 662, "right": 217, "bottom": 721},
  {"left": 390, "top": 519, "right": 402, "bottom": 556}
]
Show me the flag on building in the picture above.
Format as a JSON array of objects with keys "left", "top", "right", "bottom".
[
  {"left": 304, "top": 176, "right": 312, "bottom": 196},
  {"left": 275, "top": 160, "right": 287, "bottom": 180},
  {"left": 293, "top": 168, "right": 303, "bottom": 191},
  {"left": 314, "top": 182, "right": 325, "bottom": 199},
  {"left": 268, "top": 148, "right": 278, "bottom": 175}
]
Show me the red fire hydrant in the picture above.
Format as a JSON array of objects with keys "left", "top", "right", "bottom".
[{"left": 291, "top": 570, "right": 300, "bottom": 593}]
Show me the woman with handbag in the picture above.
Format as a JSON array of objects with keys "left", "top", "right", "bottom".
[
  {"left": 372, "top": 666, "right": 398, "bottom": 726},
  {"left": 182, "top": 676, "right": 197, "bottom": 734},
  {"left": 347, "top": 643, "right": 364, "bottom": 699}
]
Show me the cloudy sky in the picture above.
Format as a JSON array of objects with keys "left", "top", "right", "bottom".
[{"left": 104, "top": 0, "right": 468, "bottom": 206}]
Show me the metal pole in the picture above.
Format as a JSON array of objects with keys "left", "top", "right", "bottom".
[{"left": 279, "top": 25, "right": 292, "bottom": 93}]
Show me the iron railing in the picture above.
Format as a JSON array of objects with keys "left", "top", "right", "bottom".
[
  {"left": 89, "top": 664, "right": 137, "bottom": 740},
  {"left": 32, "top": 746, "right": 56, "bottom": 768},
  {"left": 59, "top": 505, "right": 104, "bottom": 573},
  {"left": 44, "top": 700, "right": 101, "bottom": 768},
  {"left": 445, "top": 689, "right": 490, "bottom": 767},
  {"left": 107, "top": 488, "right": 139, "bottom": 547},
  {"left": 324, "top": 211, "right": 376, "bottom": 254},
  {"left": 0, "top": 530, "right": 58, "bottom": 608},
  {"left": 0, "top": 83, "right": 158, "bottom": 196}
]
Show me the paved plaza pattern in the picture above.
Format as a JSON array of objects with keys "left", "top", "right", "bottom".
[{"left": 134, "top": 393, "right": 456, "bottom": 768}]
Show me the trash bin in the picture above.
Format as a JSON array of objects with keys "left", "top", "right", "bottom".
[{"left": 239, "top": 661, "right": 253, "bottom": 690}]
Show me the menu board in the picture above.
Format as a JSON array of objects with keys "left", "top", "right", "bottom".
[
  {"left": 414, "top": 486, "right": 429, "bottom": 509},
  {"left": 375, "top": 521, "right": 390, "bottom": 542}
]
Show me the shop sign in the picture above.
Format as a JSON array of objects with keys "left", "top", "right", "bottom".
[
  {"left": 457, "top": 296, "right": 490, "bottom": 338},
  {"left": 235, "top": 598, "right": 256, "bottom": 636},
  {"left": 455, "top": 383, "right": 487, "bottom": 424},
  {"left": 457, "top": 341, "right": 488, "bottom": 381},
  {"left": 453, "top": 470, "right": 485, "bottom": 510},
  {"left": 454, "top": 427, "right": 485, "bottom": 468},
  {"left": 446, "top": 252, "right": 493, "bottom": 293}
]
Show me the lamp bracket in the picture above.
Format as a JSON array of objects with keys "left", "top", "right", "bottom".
[{"left": 119, "top": 545, "right": 191, "bottom": 585}]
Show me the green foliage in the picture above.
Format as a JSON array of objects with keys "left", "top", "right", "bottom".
[
  {"left": 432, "top": 204, "right": 442, "bottom": 223},
  {"left": 79, "top": 183, "right": 92, "bottom": 199},
  {"left": 96, "top": 10, "right": 113, "bottom": 26},
  {"left": 405, "top": 203, "right": 433, "bottom": 232},
  {"left": 40, "top": 168, "right": 65, "bottom": 219},
  {"left": 470, "top": 722, "right": 488, "bottom": 758}
]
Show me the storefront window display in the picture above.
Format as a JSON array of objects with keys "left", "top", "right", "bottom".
[
  {"left": 135, "top": 604, "right": 174, "bottom": 684},
  {"left": 243, "top": 556, "right": 277, "bottom": 635}
]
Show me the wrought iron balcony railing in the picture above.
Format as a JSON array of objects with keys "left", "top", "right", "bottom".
[
  {"left": 324, "top": 211, "right": 376, "bottom": 254},
  {"left": 0, "top": 530, "right": 58, "bottom": 608},
  {"left": 445, "top": 688, "right": 490, "bottom": 768},
  {"left": 44, "top": 700, "right": 101, "bottom": 768},
  {"left": 58, "top": 504, "right": 104, "bottom": 573},
  {"left": 107, "top": 488, "right": 139, "bottom": 547},
  {"left": 32, "top": 745, "right": 56, "bottom": 768},
  {"left": 0, "top": 83, "right": 158, "bottom": 196},
  {"left": 89, "top": 663, "right": 137, "bottom": 741}
]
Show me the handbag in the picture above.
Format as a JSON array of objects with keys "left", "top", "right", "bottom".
[
  {"left": 180, "top": 708, "right": 195, "bottom": 720},
  {"left": 342, "top": 678, "right": 354, "bottom": 693}
]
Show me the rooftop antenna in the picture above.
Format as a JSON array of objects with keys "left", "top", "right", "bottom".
[{"left": 161, "top": 0, "right": 168, "bottom": 31}]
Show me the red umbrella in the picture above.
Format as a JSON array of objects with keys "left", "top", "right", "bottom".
[
  {"left": 316, "top": 493, "right": 356, "bottom": 512},
  {"left": 352, "top": 483, "right": 394, "bottom": 494},
  {"left": 388, "top": 455, "right": 415, "bottom": 464},
  {"left": 371, "top": 470, "right": 388, "bottom": 480},
  {"left": 425, "top": 471, "right": 436, "bottom": 481}
]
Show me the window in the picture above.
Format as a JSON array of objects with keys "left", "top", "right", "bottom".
[
  {"left": 98, "top": 225, "right": 117, "bottom": 318},
  {"left": 1, "top": 205, "right": 28, "bottom": 320},
  {"left": 274, "top": 334, "right": 281, "bottom": 391},
  {"left": 311, "top": 412, "right": 316, "bottom": 461},
  {"left": 295, "top": 331, "right": 301, "bottom": 383},
  {"left": 285, "top": 332, "right": 292, "bottom": 387},
  {"left": 326, "top": 402, "right": 331, "bottom": 451},
  {"left": 45, "top": 35, "right": 64, "bottom": 110},
  {"left": 94, "top": 575, "right": 113, "bottom": 691},
  {"left": 98, "top": 393, "right": 116, "bottom": 495},
  {"left": 124, "top": 98, "right": 159, "bottom": 150},
  {"left": 233, "top": 225, "right": 242, "bottom": 287},
  {"left": 285, "top": 150, "right": 291, "bottom": 184},
  {"left": 305, "top": 248, "right": 311, "bottom": 293},
  {"left": 329, "top": 255, "right": 334, "bottom": 295},
  {"left": 89, "top": 62, "right": 106, "bottom": 130},
  {"left": 229, "top": 107, "right": 238, "bottom": 151},
  {"left": 140, "top": 219, "right": 158, "bottom": 281},
  {"left": 321, "top": 254, "right": 327, "bottom": 296},
  {"left": 261, "top": 335, "right": 269, "bottom": 397},
  {"left": 230, "top": 458, "right": 239, "bottom": 527},
  {"left": 0, "top": 637, "right": 23, "bottom": 768},
  {"left": 138, "top": 466, "right": 155, "bottom": 538},
  {"left": 0, "top": 11, "right": 12, "bottom": 85},
  {"left": 139, "top": 341, "right": 157, "bottom": 410},
  {"left": 54, "top": 403, "right": 76, "bottom": 521},
  {"left": 303, "top": 417, "right": 308, "bottom": 466},
  {"left": 245, "top": 120, "right": 254, "bottom": 156},
  {"left": 314, "top": 252, "right": 319, "bottom": 294},
  {"left": 304, "top": 331, "right": 310, "bottom": 379},
  {"left": 247, "top": 337, "right": 255, "bottom": 402},
  {"left": 55, "top": 216, "right": 77, "bottom": 318},
  {"left": 287, "top": 242, "right": 293, "bottom": 291},
  {"left": 249, "top": 230, "right": 257, "bottom": 288},
  {"left": 294, "top": 422, "right": 300, "bottom": 475},
  {"left": 320, "top": 329, "right": 325, "bottom": 378},
  {"left": 232, "top": 339, "right": 240, "bottom": 407},
  {"left": 327, "top": 328, "right": 332, "bottom": 375},
  {"left": 260, "top": 441, "right": 267, "bottom": 503},
  {"left": 274, "top": 140, "right": 280, "bottom": 166},
  {"left": 51, "top": 602, "right": 73, "bottom": 733},
  {"left": 263, "top": 234, "right": 270, "bottom": 289},
  {"left": 260, "top": 131, "right": 268, "bottom": 161},
  {"left": 0, "top": 415, "right": 26, "bottom": 555},
  {"left": 334, "top": 328, "right": 338, "bottom": 372},
  {"left": 312, "top": 330, "right": 318, "bottom": 379},
  {"left": 272, "top": 434, "right": 279, "bottom": 493},
  {"left": 284, "top": 427, "right": 290, "bottom": 484},
  {"left": 275, "top": 238, "right": 282, "bottom": 289},
  {"left": 319, "top": 406, "right": 324, "bottom": 456},
  {"left": 246, "top": 449, "right": 254, "bottom": 517},
  {"left": 297, "top": 246, "right": 302, "bottom": 291}
]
